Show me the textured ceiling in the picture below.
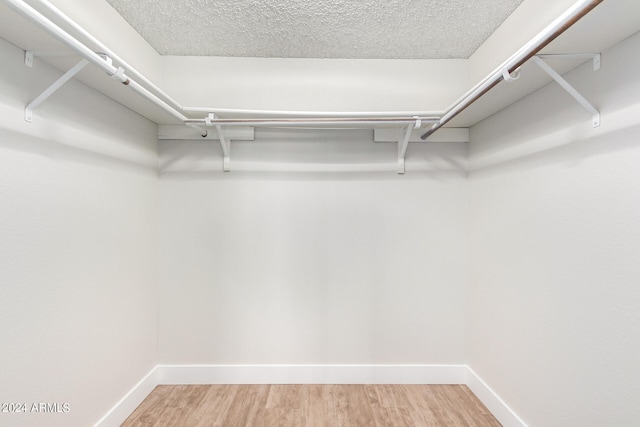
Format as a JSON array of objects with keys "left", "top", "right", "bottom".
[{"left": 104, "top": 0, "right": 525, "bottom": 59}]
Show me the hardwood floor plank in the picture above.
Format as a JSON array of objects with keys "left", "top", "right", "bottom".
[
  {"left": 122, "top": 384, "right": 502, "bottom": 427},
  {"left": 422, "top": 385, "right": 461, "bottom": 425},
  {"left": 263, "top": 408, "right": 304, "bottom": 427},
  {"left": 303, "top": 384, "right": 332, "bottom": 427},
  {"left": 325, "top": 384, "right": 348, "bottom": 426},
  {"left": 365, "top": 384, "right": 409, "bottom": 409},
  {"left": 217, "top": 384, "right": 270, "bottom": 427},
  {"left": 459, "top": 385, "right": 496, "bottom": 416},
  {"left": 449, "top": 385, "right": 496, "bottom": 426},
  {"left": 344, "top": 385, "right": 376, "bottom": 427},
  {"left": 155, "top": 385, "right": 210, "bottom": 427},
  {"left": 189, "top": 385, "right": 239, "bottom": 427},
  {"left": 121, "top": 385, "right": 172, "bottom": 427},
  {"left": 401, "top": 384, "right": 446, "bottom": 424},
  {"left": 483, "top": 414, "right": 504, "bottom": 427},
  {"left": 267, "top": 385, "right": 305, "bottom": 409},
  {"left": 370, "top": 406, "right": 414, "bottom": 427}
]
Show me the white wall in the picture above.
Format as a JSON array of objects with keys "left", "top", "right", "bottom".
[
  {"left": 0, "top": 39, "right": 158, "bottom": 427},
  {"left": 158, "top": 131, "right": 469, "bottom": 365},
  {"left": 468, "top": 32, "right": 640, "bottom": 427},
  {"left": 161, "top": 56, "right": 468, "bottom": 113}
]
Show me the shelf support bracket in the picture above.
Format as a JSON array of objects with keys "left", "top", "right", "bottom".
[
  {"left": 207, "top": 113, "right": 230, "bottom": 172},
  {"left": 532, "top": 55, "right": 600, "bottom": 127},
  {"left": 536, "top": 53, "right": 601, "bottom": 71},
  {"left": 397, "top": 116, "right": 421, "bottom": 174},
  {"left": 25, "top": 50, "right": 79, "bottom": 68},
  {"left": 25, "top": 58, "right": 89, "bottom": 122}
]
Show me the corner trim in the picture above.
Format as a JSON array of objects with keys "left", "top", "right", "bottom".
[
  {"left": 466, "top": 367, "right": 528, "bottom": 427},
  {"left": 93, "top": 366, "right": 159, "bottom": 427}
]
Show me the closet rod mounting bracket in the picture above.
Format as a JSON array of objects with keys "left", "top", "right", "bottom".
[
  {"left": 533, "top": 54, "right": 601, "bottom": 127},
  {"left": 397, "top": 117, "right": 422, "bottom": 174},
  {"left": 502, "top": 67, "right": 522, "bottom": 82},
  {"left": 537, "top": 53, "right": 601, "bottom": 71},
  {"left": 207, "top": 113, "right": 231, "bottom": 172},
  {"left": 25, "top": 58, "right": 89, "bottom": 122},
  {"left": 25, "top": 50, "right": 79, "bottom": 68}
]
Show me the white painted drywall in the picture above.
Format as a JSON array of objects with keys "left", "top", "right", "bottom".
[
  {"left": 157, "top": 132, "right": 469, "bottom": 365},
  {"left": 468, "top": 32, "right": 640, "bottom": 427},
  {"left": 161, "top": 55, "right": 469, "bottom": 113},
  {"left": 0, "top": 39, "right": 158, "bottom": 427}
]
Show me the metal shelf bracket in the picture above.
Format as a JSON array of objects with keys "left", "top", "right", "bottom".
[
  {"left": 397, "top": 116, "right": 421, "bottom": 174},
  {"left": 536, "top": 53, "right": 601, "bottom": 71},
  {"left": 533, "top": 54, "right": 601, "bottom": 127},
  {"left": 24, "top": 50, "right": 78, "bottom": 68},
  {"left": 24, "top": 57, "right": 89, "bottom": 122},
  {"left": 206, "top": 113, "right": 231, "bottom": 172}
]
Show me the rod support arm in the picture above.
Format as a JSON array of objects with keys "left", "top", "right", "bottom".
[{"left": 532, "top": 55, "right": 600, "bottom": 127}]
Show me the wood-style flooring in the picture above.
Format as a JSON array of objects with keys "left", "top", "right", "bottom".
[{"left": 121, "top": 384, "right": 501, "bottom": 426}]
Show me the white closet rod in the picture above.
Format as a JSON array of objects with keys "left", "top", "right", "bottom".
[
  {"left": 420, "top": 0, "right": 604, "bottom": 139},
  {"left": 183, "top": 107, "right": 444, "bottom": 118},
  {"left": 30, "top": 0, "right": 442, "bottom": 122},
  {"left": 4, "top": 0, "right": 603, "bottom": 133},
  {"left": 5, "top": 0, "right": 121, "bottom": 78},
  {"left": 31, "top": 0, "right": 185, "bottom": 114},
  {"left": 184, "top": 117, "right": 439, "bottom": 128},
  {"left": 4, "top": 0, "right": 439, "bottom": 129},
  {"left": 3, "top": 0, "right": 209, "bottom": 136}
]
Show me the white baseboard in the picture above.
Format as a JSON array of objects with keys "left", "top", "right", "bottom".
[
  {"left": 466, "top": 367, "right": 528, "bottom": 427},
  {"left": 94, "top": 366, "right": 160, "bottom": 427},
  {"left": 95, "top": 364, "right": 525, "bottom": 427},
  {"left": 156, "top": 364, "right": 468, "bottom": 385}
]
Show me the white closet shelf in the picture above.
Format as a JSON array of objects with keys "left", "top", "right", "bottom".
[{"left": 4, "top": 0, "right": 603, "bottom": 173}]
